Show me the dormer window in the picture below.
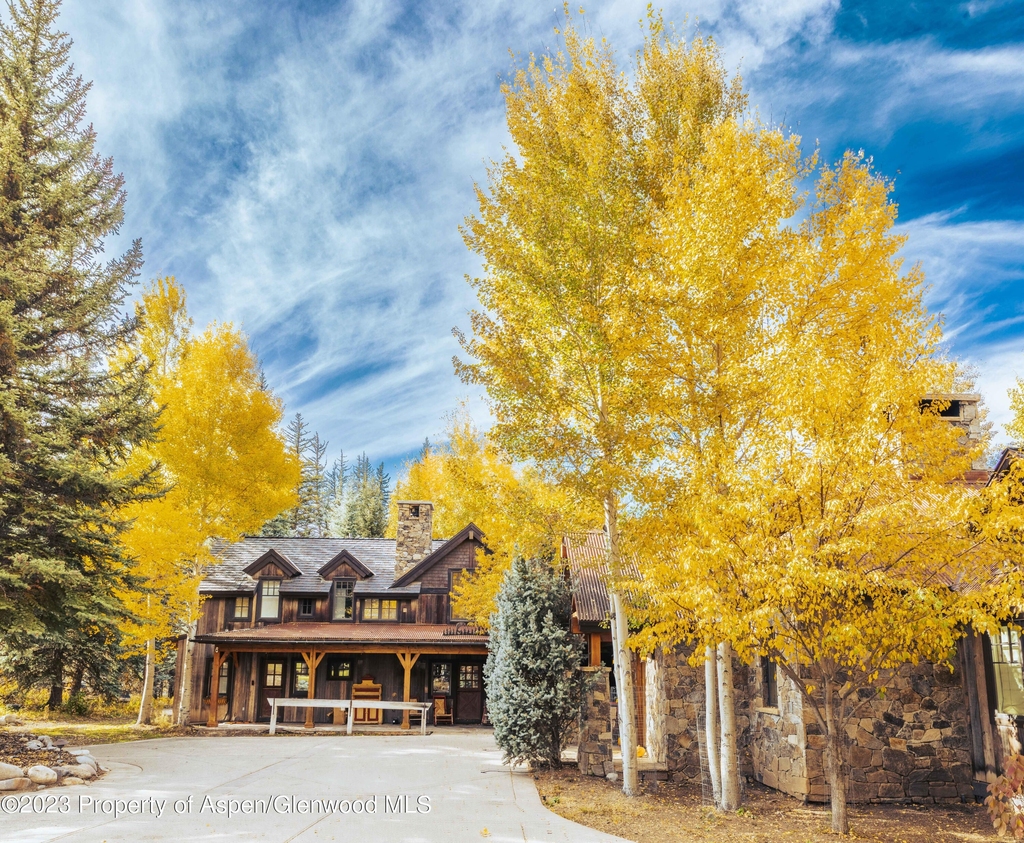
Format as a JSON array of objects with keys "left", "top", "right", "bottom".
[
  {"left": 259, "top": 580, "right": 281, "bottom": 620},
  {"left": 332, "top": 580, "right": 354, "bottom": 621}
]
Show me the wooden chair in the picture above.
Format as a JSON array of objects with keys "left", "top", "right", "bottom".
[
  {"left": 433, "top": 696, "right": 453, "bottom": 726},
  {"left": 409, "top": 698, "right": 423, "bottom": 726}
]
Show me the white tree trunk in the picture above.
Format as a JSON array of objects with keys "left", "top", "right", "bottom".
[
  {"left": 717, "top": 641, "right": 741, "bottom": 810},
  {"left": 704, "top": 645, "right": 722, "bottom": 807},
  {"left": 604, "top": 493, "right": 639, "bottom": 797},
  {"left": 136, "top": 637, "right": 156, "bottom": 726},
  {"left": 175, "top": 621, "right": 197, "bottom": 726}
]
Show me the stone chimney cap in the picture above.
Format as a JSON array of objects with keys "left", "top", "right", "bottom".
[{"left": 397, "top": 501, "right": 433, "bottom": 507}]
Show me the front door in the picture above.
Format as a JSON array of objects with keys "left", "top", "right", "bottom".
[
  {"left": 258, "top": 658, "right": 285, "bottom": 721},
  {"left": 456, "top": 663, "right": 483, "bottom": 723}
]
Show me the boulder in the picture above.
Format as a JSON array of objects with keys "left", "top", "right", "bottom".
[
  {"left": 24, "top": 740, "right": 43, "bottom": 750},
  {"left": 76, "top": 757, "right": 98, "bottom": 771},
  {"left": 62, "top": 764, "right": 95, "bottom": 780},
  {"left": 62, "top": 777, "right": 84, "bottom": 786},
  {"left": 0, "top": 762, "right": 24, "bottom": 781},
  {"left": 39, "top": 735, "right": 53, "bottom": 748},
  {"left": 27, "top": 766, "right": 57, "bottom": 785},
  {"left": 67, "top": 748, "right": 91, "bottom": 757},
  {"left": 0, "top": 777, "right": 33, "bottom": 791}
]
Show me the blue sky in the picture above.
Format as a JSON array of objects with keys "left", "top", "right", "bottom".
[{"left": 60, "top": 0, "right": 1023, "bottom": 475}]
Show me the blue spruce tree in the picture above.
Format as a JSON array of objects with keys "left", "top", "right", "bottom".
[{"left": 484, "top": 556, "right": 586, "bottom": 768}]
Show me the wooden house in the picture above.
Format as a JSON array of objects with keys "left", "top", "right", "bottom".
[{"left": 174, "top": 502, "right": 490, "bottom": 728}]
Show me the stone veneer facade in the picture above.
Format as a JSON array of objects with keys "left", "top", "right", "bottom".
[
  {"left": 394, "top": 501, "right": 433, "bottom": 579},
  {"left": 578, "top": 645, "right": 976, "bottom": 805},
  {"left": 749, "top": 660, "right": 975, "bottom": 804},
  {"left": 578, "top": 667, "right": 614, "bottom": 777}
]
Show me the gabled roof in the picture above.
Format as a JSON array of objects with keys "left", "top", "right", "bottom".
[
  {"left": 391, "top": 522, "right": 487, "bottom": 588},
  {"left": 242, "top": 548, "right": 301, "bottom": 578},
  {"left": 990, "top": 447, "right": 1021, "bottom": 483},
  {"left": 317, "top": 549, "right": 374, "bottom": 580},
  {"left": 202, "top": 537, "right": 446, "bottom": 596}
]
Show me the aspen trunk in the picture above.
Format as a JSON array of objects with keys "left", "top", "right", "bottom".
[
  {"left": 704, "top": 646, "right": 723, "bottom": 807},
  {"left": 717, "top": 641, "right": 741, "bottom": 810},
  {"left": 137, "top": 637, "right": 156, "bottom": 726},
  {"left": 604, "top": 493, "right": 639, "bottom": 797},
  {"left": 824, "top": 684, "right": 849, "bottom": 834},
  {"left": 175, "top": 621, "right": 197, "bottom": 726}
]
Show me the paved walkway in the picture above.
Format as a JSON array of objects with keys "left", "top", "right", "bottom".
[{"left": 0, "top": 730, "right": 631, "bottom": 843}]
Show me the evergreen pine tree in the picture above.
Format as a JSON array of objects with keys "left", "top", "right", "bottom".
[
  {"left": 326, "top": 450, "right": 348, "bottom": 536},
  {"left": 341, "top": 453, "right": 390, "bottom": 537},
  {"left": 484, "top": 557, "right": 586, "bottom": 768},
  {"left": 0, "top": 0, "right": 158, "bottom": 705}
]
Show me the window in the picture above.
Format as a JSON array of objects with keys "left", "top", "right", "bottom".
[
  {"left": 259, "top": 580, "right": 280, "bottom": 619},
  {"left": 449, "top": 570, "right": 467, "bottom": 622},
  {"left": 299, "top": 598, "right": 314, "bottom": 617},
  {"left": 431, "top": 663, "right": 451, "bottom": 695},
  {"left": 363, "top": 598, "right": 398, "bottom": 621},
  {"left": 761, "top": 658, "right": 778, "bottom": 708},
  {"left": 204, "top": 659, "right": 231, "bottom": 698},
  {"left": 293, "top": 661, "right": 309, "bottom": 694},
  {"left": 332, "top": 580, "right": 354, "bottom": 621},
  {"left": 411, "top": 505, "right": 420, "bottom": 518},
  {"left": 991, "top": 627, "right": 1024, "bottom": 716},
  {"left": 326, "top": 657, "right": 351, "bottom": 681},
  {"left": 459, "top": 664, "right": 481, "bottom": 690},
  {"left": 264, "top": 661, "right": 283, "bottom": 688},
  {"left": 234, "top": 596, "right": 250, "bottom": 619}
]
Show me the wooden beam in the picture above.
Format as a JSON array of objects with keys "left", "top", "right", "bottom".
[
  {"left": 300, "top": 650, "right": 325, "bottom": 728},
  {"left": 206, "top": 648, "right": 227, "bottom": 727},
  {"left": 396, "top": 651, "right": 421, "bottom": 730},
  {"left": 589, "top": 632, "right": 601, "bottom": 667}
]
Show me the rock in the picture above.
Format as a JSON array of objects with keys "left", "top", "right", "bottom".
[
  {"left": 67, "top": 748, "right": 91, "bottom": 757},
  {"left": 76, "top": 757, "right": 98, "bottom": 771},
  {"left": 27, "top": 766, "right": 57, "bottom": 785},
  {"left": 62, "top": 777, "right": 84, "bottom": 786},
  {"left": 62, "top": 764, "right": 96, "bottom": 780},
  {"left": 24, "top": 740, "right": 43, "bottom": 750},
  {"left": 0, "top": 777, "right": 33, "bottom": 791},
  {"left": 0, "top": 714, "right": 7, "bottom": 725},
  {"left": 0, "top": 762, "right": 24, "bottom": 781},
  {"left": 605, "top": 772, "right": 618, "bottom": 782},
  {"left": 39, "top": 735, "right": 53, "bottom": 748}
]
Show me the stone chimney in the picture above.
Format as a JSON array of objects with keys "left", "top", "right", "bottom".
[
  {"left": 923, "top": 393, "right": 986, "bottom": 470},
  {"left": 395, "top": 501, "right": 434, "bottom": 579}
]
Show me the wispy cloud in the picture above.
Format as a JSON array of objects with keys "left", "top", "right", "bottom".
[{"left": 56, "top": 0, "right": 1024, "bottom": 468}]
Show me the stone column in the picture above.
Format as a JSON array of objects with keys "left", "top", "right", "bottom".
[{"left": 578, "top": 667, "right": 614, "bottom": 777}]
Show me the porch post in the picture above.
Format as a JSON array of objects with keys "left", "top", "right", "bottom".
[
  {"left": 589, "top": 633, "right": 601, "bottom": 667},
  {"left": 206, "top": 648, "right": 226, "bottom": 728},
  {"left": 397, "top": 651, "right": 420, "bottom": 730},
  {"left": 301, "top": 650, "right": 325, "bottom": 729}
]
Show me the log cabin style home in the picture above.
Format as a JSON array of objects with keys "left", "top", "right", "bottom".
[{"left": 174, "top": 502, "right": 489, "bottom": 729}]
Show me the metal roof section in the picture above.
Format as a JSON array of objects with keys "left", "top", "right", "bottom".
[
  {"left": 562, "top": 530, "right": 643, "bottom": 624},
  {"left": 202, "top": 536, "right": 448, "bottom": 595}
]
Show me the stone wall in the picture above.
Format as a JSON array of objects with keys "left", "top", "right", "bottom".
[
  {"left": 749, "top": 664, "right": 811, "bottom": 800},
  {"left": 578, "top": 667, "right": 613, "bottom": 777},
  {"left": 655, "top": 646, "right": 751, "bottom": 784},
  {"left": 747, "top": 660, "right": 975, "bottom": 804}
]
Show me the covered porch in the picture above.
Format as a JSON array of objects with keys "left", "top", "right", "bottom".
[{"left": 190, "top": 623, "right": 489, "bottom": 730}]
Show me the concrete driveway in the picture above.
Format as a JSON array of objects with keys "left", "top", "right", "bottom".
[{"left": 0, "top": 730, "right": 631, "bottom": 843}]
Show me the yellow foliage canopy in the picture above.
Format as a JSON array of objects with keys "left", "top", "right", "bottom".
[{"left": 118, "top": 279, "right": 300, "bottom": 647}]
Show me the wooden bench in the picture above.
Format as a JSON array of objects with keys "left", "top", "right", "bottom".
[{"left": 268, "top": 698, "right": 432, "bottom": 736}]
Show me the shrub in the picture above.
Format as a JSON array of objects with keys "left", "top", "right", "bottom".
[{"left": 986, "top": 754, "right": 1024, "bottom": 838}]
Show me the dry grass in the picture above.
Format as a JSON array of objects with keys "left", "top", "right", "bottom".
[{"left": 535, "top": 768, "right": 997, "bottom": 842}]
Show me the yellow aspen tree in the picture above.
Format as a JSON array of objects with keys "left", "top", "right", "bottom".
[
  {"left": 458, "top": 13, "right": 742, "bottom": 795},
  {"left": 637, "top": 155, "right": 1024, "bottom": 833},
  {"left": 119, "top": 279, "right": 300, "bottom": 726}
]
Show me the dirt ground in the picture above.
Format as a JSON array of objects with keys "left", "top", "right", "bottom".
[{"left": 534, "top": 768, "right": 997, "bottom": 842}]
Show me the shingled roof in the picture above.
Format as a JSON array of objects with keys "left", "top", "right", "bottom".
[{"left": 202, "top": 537, "right": 448, "bottom": 597}]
